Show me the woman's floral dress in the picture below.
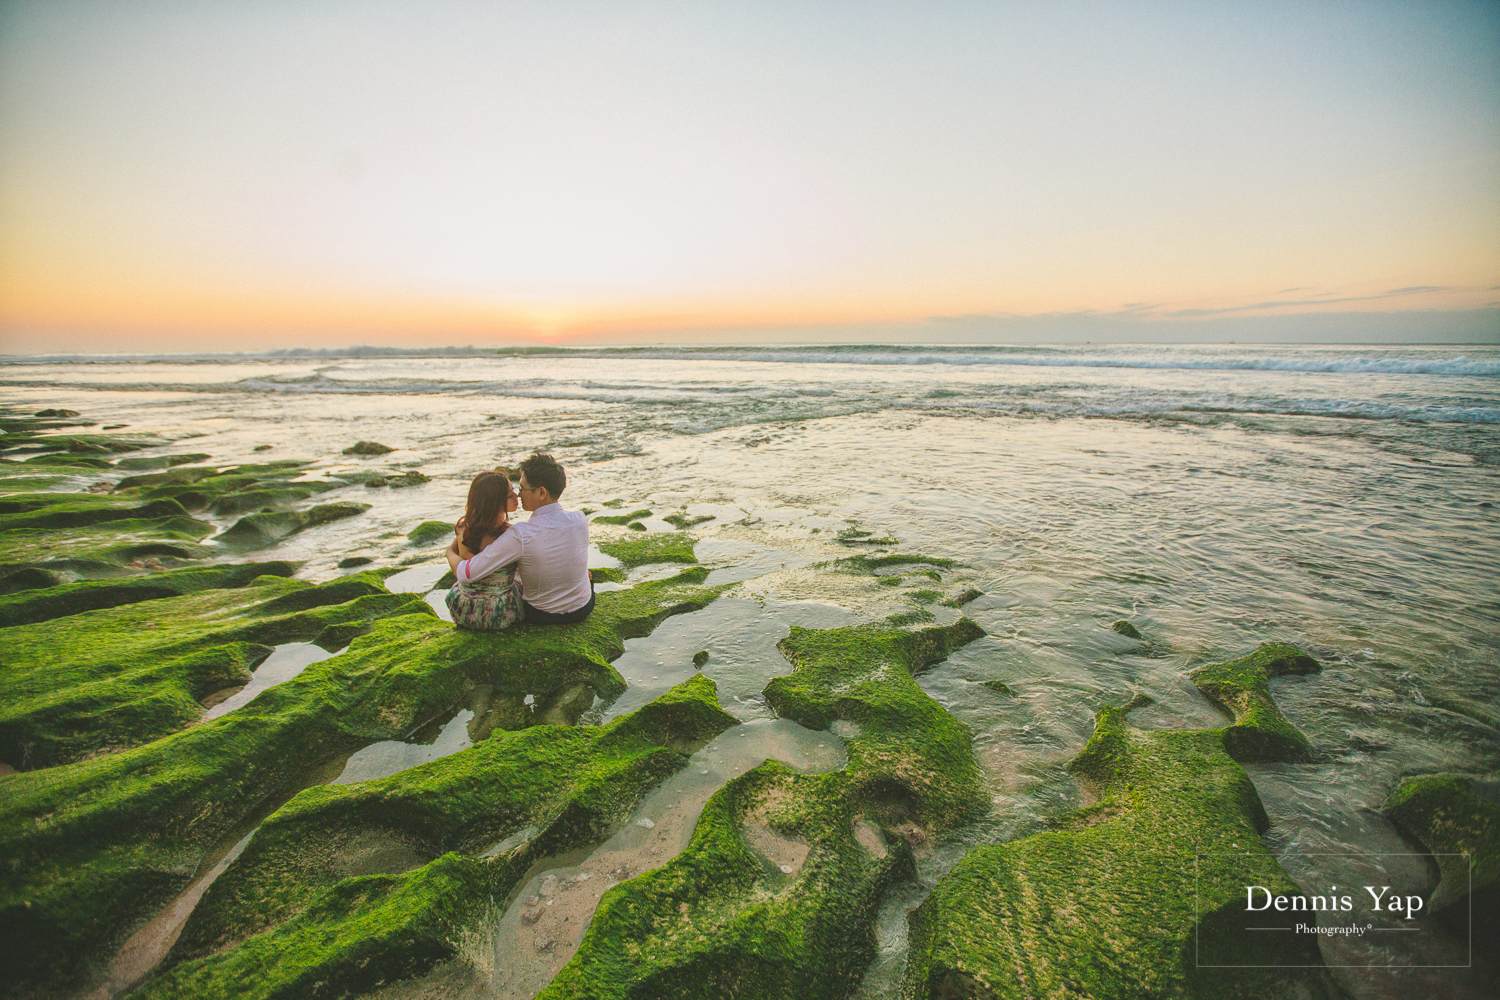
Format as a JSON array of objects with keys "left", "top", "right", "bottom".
[{"left": 446, "top": 561, "right": 523, "bottom": 631}]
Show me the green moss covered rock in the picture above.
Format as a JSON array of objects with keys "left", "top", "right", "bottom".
[
  {"left": 0, "top": 496, "right": 189, "bottom": 531},
  {"left": 343, "top": 441, "right": 395, "bottom": 456},
  {"left": 113, "top": 465, "right": 220, "bottom": 491},
  {"left": 216, "top": 502, "right": 371, "bottom": 550},
  {"left": 539, "top": 618, "right": 988, "bottom": 1000},
  {"left": 0, "top": 603, "right": 440, "bottom": 992},
  {"left": 830, "top": 553, "right": 958, "bottom": 574},
  {"left": 0, "top": 572, "right": 408, "bottom": 770},
  {"left": 386, "top": 469, "right": 430, "bottom": 488},
  {"left": 139, "top": 667, "right": 783, "bottom": 1000},
  {"left": 139, "top": 851, "right": 495, "bottom": 1000},
  {"left": 1383, "top": 772, "right": 1499, "bottom": 913},
  {"left": 0, "top": 510, "right": 216, "bottom": 588},
  {"left": 0, "top": 479, "right": 343, "bottom": 581},
  {"left": 0, "top": 471, "right": 69, "bottom": 493},
  {"left": 598, "top": 531, "right": 697, "bottom": 569},
  {"left": 593, "top": 509, "right": 652, "bottom": 525},
  {"left": 0, "top": 568, "right": 724, "bottom": 996},
  {"left": 20, "top": 453, "right": 113, "bottom": 469},
  {"left": 1188, "top": 643, "right": 1321, "bottom": 763},
  {"left": 904, "top": 695, "right": 1334, "bottom": 1000},
  {"left": 163, "top": 674, "right": 737, "bottom": 971},
  {"left": 208, "top": 487, "right": 325, "bottom": 515},
  {"left": 123, "top": 464, "right": 342, "bottom": 518},
  {"left": 9, "top": 431, "right": 159, "bottom": 454},
  {"left": 0, "top": 560, "right": 297, "bottom": 628},
  {"left": 113, "top": 453, "right": 212, "bottom": 471},
  {"left": 115, "top": 462, "right": 311, "bottom": 501},
  {"left": 406, "top": 520, "right": 453, "bottom": 546}
]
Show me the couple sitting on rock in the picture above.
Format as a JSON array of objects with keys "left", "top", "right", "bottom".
[{"left": 443, "top": 452, "right": 594, "bottom": 631}]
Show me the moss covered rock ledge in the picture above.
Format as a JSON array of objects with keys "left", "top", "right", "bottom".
[
  {"left": 135, "top": 676, "right": 739, "bottom": 1000},
  {"left": 0, "top": 567, "right": 726, "bottom": 998},
  {"left": 902, "top": 646, "right": 1339, "bottom": 1000},
  {"left": 537, "top": 616, "right": 990, "bottom": 1000}
]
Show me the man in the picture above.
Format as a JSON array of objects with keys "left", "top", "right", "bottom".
[{"left": 447, "top": 452, "right": 594, "bottom": 624}]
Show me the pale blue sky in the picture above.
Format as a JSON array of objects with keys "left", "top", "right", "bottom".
[{"left": 1, "top": 1, "right": 1497, "bottom": 348}]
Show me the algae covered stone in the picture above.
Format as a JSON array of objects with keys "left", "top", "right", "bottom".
[
  {"left": 0, "top": 495, "right": 189, "bottom": 531},
  {"left": 386, "top": 469, "right": 430, "bottom": 488},
  {"left": 664, "top": 513, "right": 714, "bottom": 529},
  {"left": 903, "top": 669, "right": 1335, "bottom": 1000},
  {"left": 114, "top": 453, "right": 212, "bottom": 471},
  {"left": 113, "top": 464, "right": 221, "bottom": 491},
  {"left": 162, "top": 674, "right": 738, "bottom": 976},
  {"left": 0, "top": 571, "right": 410, "bottom": 770},
  {"left": 216, "top": 502, "right": 371, "bottom": 549},
  {"left": 407, "top": 520, "right": 454, "bottom": 546},
  {"left": 1189, "top": 642, "right": 1321, "bottom": 762},
  {"left": 1383, "top": 772, "right": 1499, "bottom": 915},
  {"left": 0, "top": 568, "right": 726, "bottom": 997},
  {"left": 117, "top": 463, "right": 345, "bottom": 518},
  {"left": 343, "top": 440, "right": 395, "bottom": 455},
  {"left": 0, "top": 560, "right": 297, "bottom": 628},
  {"left": 0, "top": 579, "right": 437, "bottom": 993},
  {"left": 830, "top": 552, "right": 959, "bottom": 575},
  {"left": 0, "top": 509, "right": 216, "bottom": 586},
  {"left": 141, "top": 851, "right": 495, "bottom": 1000},
  {"left": 540, "top": 618, "right": 989, "bottom": 1000},
  {"left": 598, "top": 531, "right": 697, "bottom": 569},
  {"left": 208, "top": 486, "right": 327, "bottom": 515},
  {"left": 593, "top": 508, "right": 652, "bottom": 525}
]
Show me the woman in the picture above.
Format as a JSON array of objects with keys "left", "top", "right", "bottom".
[{"left": 444, "top": 470, "right": 524, "bottom": 631}]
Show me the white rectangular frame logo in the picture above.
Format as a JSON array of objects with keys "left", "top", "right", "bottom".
[{"left": 1194, "top": 852, "right": 1473, "bottom": 969}]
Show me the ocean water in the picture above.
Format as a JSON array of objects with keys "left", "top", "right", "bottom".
[{"left": 6, "top": 342, "right": 1498, "bottom": 997}]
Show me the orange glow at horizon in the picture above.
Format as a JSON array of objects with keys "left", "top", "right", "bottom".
[
  {"left": 2, "top": 4, "right": 1497, "bottom": 353},
  {"left": 5, "top": 263, "right": 1495, "bottom": 347}
]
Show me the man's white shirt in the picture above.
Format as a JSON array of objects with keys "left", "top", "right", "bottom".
[{"left": 456, "top": 502, "right": 591, "bottom": 614}]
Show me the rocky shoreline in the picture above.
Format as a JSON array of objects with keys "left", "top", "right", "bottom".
[{"left": 1, "top": 412, "right": 1492, "bottom": 1000}]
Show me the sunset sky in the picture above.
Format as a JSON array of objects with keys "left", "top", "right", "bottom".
[{"left": 2, "top": 1, "right": 1498, "bottom": 352}]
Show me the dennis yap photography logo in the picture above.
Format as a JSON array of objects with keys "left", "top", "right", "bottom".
[
  {"left": 1193, "top": 852, "right": 1473, "bottom": 969},
  {"left": 1241, "top": 882, "right": 1423, "bottom": 937}
]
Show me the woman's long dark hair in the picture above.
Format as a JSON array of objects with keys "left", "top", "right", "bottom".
[{"left": 459, "top": 470, "right": 513, "bottom": 555}]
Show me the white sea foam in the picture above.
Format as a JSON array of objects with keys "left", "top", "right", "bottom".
[
  {"left": 478, "top": 346, "right": 1500, "bottom": 376},
  {"left": 4, "top": 347, "right": 1499, "bottom": 428},
  {"left": 8, "top": 343, "right": 1500, "bottom": 376}
]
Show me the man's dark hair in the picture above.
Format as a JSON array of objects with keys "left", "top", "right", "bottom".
[{"left": 518, "top": 452, "right": 566, "bottom": 499}]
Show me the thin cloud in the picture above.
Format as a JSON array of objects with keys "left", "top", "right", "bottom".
[
  {"left": 1167, "top": 294, "right": 1387, "bottom": 317},
  {"left": 1166, "top": 285, "right": 1453, "bottom": 318}
]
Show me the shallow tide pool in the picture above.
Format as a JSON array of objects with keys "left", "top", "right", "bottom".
[{"left": 10, "top": 345, "right": 1497, "bottom": 998}]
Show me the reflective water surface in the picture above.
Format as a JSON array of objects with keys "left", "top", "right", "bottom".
[{"left": 11, "top": 345, "right": 1496, "bottom": 998}]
